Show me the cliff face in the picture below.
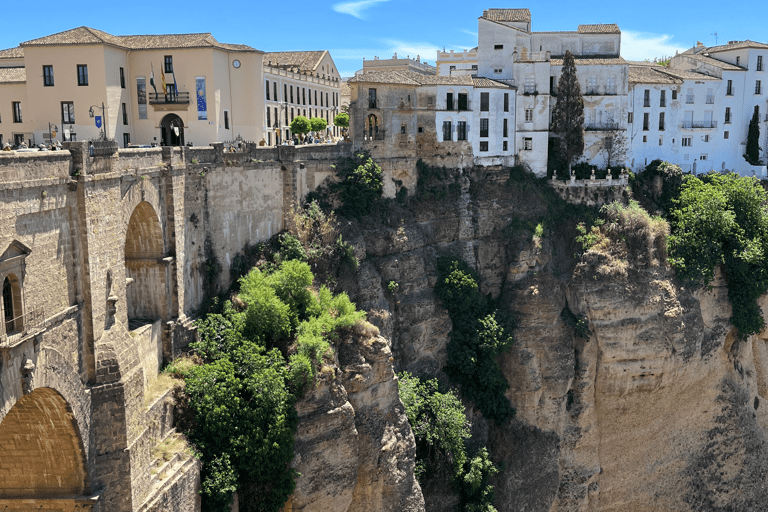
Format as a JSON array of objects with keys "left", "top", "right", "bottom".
[{"left": 310, "top": 169, "right": 768, "bottom": 511}]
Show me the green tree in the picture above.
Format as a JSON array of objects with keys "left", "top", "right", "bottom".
[
  {"left": 333, "top": 112, "right": 349, "bottom": 128},
  {"left": 551, "top": 50, "right": 585, "bottom": 172},
  {"left": 289, "top": 115, "right": 311, "bottom": 138},
  {"left": 310, "top": 117, "right": 328, "bottom": 134},
  {"left": 668, "top": 173, "right": 768, "bottom": 338},
  {"left": 333, "top": 152, "right": 383, "bottom": 219},
  {"left": 744, "top": 108, "right": 762, "bottom": 165}
]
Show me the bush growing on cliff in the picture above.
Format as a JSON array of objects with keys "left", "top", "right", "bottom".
[
  {"left": 398, "top": 373, "right": 500, "bottom": 511},
  {"left": 179, "top": 260, "right": 366, "bottom": 512},
  {"left": 434, "top": 257, "right": 515, "bottom": 425},
  {"left": 333, "top": 151, "right": 383, "bottom": 219},
  {"left": 668, "top": 172, "right": 768, "bottom": 338}
]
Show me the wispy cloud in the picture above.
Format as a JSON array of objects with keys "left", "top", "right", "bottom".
[
  {"left": 332, "top": 0, "right": 389, "bottom": 19},
  {"left": 461, "top": 29, "right": 478, "bottom": 38},
  {"left": 621, "top": 30, "right": 688, "bottom": 61}
]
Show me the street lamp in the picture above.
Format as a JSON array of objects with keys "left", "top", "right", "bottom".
[
  {"left": 48, "top": 122, "right": 58, "bottom": 144},
  {"left": 88, "top": 102, "right": 107, "bottom": 140}
]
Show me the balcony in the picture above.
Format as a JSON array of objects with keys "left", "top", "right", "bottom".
[
  {"left": 148, "top": 91, "right": 190, "bottom": 105},
  {"left": 444, "top": 99, "right": 471, "bottom": 111},
  {"left": 682, "top": 120, "right": 717, "bottom": 129},
  {"left": 706, "top": 95, "right": 715, "bottom": 104},
  {"left": 0, "top": 307, "right": 45, "bottom": 348},
  {"left": 585, "top": 122, "right": 621, "bottom": 131}
]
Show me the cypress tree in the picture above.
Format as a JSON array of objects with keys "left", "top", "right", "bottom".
[
  {"left": 745, "top": 108, "right": 762, "bottom": 165},
  {"left": 551, "top": 50, "right": 585, "bottom": 172}
]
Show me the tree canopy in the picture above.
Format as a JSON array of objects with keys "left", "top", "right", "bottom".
[
  {"left": 289, "top": 115, "right": 311, "bottom": 136},
  {"left": 310, "top": 117, "right": 328, "bottom": 134},
  {"left": 334, "top": 112, "right": 349, "bottom": 128},
  {"left": 551, "top": 51, "right": 585, "bottom": 172}
]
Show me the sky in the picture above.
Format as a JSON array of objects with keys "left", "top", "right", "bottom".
[{"left": 1, "top": 0, "right": 766, "bottom": 78}]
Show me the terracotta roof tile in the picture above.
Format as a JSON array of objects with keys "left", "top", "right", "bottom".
[
  {"left": 20, "top": 27, "right": 260, "bottom": 52},
  {"left": 349, "top": 70, "right": 473, "bottom": 86},
  {"left": 0, "top": 67, "right": 25, "bottom": 84},
  {"left": 628, "top": 65, "right": 681, "bottom": 84},
  {"left": 263, "top": 51, "right": 328, "bottom": 72},
  {"left": 706, "top": 40, "right": 768, "bottom": 53},
  {"left": 0, "top": 47, "right": 24, "bottom": 59},
  {"left": 578, "top": 24, "right": 620, "bottom": 34},
  {"left": 688, "top": 53, "right": 744, "bottom": 71},
  {"left": 472, "top": 77, "right": 514, "bottom": 88},
  {"left": 482, "top": 9, "right": 531, "bottom": 22},
  {"left": 658, "top": 67, "right": 719, "bottom": 80}
]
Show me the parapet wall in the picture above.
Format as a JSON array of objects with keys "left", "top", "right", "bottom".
[{"left": 549, "top": 172, "right": 631, "bottom": 207}]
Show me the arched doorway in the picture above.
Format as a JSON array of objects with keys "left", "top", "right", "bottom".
[
  {"left": 125, "top": 201, "right": 166, "bottom": 324},
  {"left": 0, "top": 388, "right": 89, "bottom": 498},
  {"left": 366, "top": 114, "right": 378, "bottom": 140},
  {"left": 160, "top": 114, "right": 184, "bottom": 146}
]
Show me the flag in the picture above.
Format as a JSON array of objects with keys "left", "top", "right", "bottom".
[
  {"left": 150, "top": 63, "right": 157, "bottom": 95},
  {"left": 172, "top": 70, "right": 178, "bottom": 95},
  {"left": 161, "top": 67, "right": 167, "bottom": 93}
]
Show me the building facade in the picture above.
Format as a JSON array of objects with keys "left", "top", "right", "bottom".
[{"left": 0, "top": 27, "right": 265, "bottom": 148}]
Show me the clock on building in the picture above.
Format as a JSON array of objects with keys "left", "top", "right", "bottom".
[{"left": 233, "top": 60, "right": 241, "bottom": 69}]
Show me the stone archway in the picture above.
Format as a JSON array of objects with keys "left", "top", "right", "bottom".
[
  {"left": 0, "top": 387, "right": 89, "bottom": 498},
  {"left": 125, "top": 201, "right": 166, "bottom": 325},
  {"left": 160, "top": 113, "right": 184, "bottom": 146}
]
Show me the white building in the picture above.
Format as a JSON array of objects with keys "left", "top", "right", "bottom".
[
  {"left": 263, "top": 51, "right": 342, "bottom": 145},
  {"left": 357, "top": 54, "right": 436, "bottom": 76},
  {"left": 436, "top": 48, "right": 478, "bottom": 77}
]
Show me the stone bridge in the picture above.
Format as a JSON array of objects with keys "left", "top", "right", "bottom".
[{"left": 0, "top": 140, "right": 350, "bottom": 511}]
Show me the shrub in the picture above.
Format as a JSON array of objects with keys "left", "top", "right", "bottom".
[
  {"left": 333, "top": 152, "right": 383, "bottom": 219},
  {"left": 278, "top": 233, "right": 307, "bottom": 262}
]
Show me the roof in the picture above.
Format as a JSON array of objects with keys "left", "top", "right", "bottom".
[
  {"left": 578, "top": 24, "right": 621, "bottom": 34},
  {"left": 20, "top": 26, "right": 260, "bottom": 52},
  {"left": 550, "top": 55, "right": 626, "bottom": 66},
  {"left": 472, "top": 77, "right": 514, "bottom": 89},
  {"left": 658, "top": 67, "right": 719, "bottom": 81},
  {"left": 0, "top": 47, "right": 24, "bottom": 59},
  {"left": 482, "top": 9, "right": 531, "bottom": 22},
  {"left": 687, "top": 53, "right": 745, "bottom": 71},
  {"left": 706, "top": 40, "right": 768, "bottom": 53},
  {"left": 348, "top": 70, "right": 473, "bottom": 86},
  {"left": 264, "top": 51, "right": 329, "bottom": 72},
  {"left": 0, "top": 67, "right": 25, "bottom": 84},
  {"left": 628, "top": 65, "right": 681, "bottom": 84}
]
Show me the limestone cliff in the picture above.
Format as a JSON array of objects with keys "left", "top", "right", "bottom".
[{"left": 325, "top": 168, "right": 768, "bottom": 511}]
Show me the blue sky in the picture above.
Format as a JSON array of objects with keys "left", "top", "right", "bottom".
[{"left": 1, "top": 0, "right": 766, "bottom": 78}]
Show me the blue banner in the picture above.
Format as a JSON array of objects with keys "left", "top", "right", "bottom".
[
  {"left": 196, "top": 78, "right": 207, "bottom": 120},
  {"left": 95, "top": 116, "right": 102, "bottom": 129}
]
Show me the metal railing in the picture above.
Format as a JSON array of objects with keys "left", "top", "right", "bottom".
[
  {"left": 682, "top": 120, "right": 717, "bottom": 129},
  {"left": 148, "top": 91, "right": 190, "bottom": 105},
  {"left": 1, "top": 307, "right": 45, "bottom": 346},
  {"left": 585, "top": 122, "right": 621, "bottom": 131},
  {"left": 445, "top": 99, "right": 471, "bottom": 111}
]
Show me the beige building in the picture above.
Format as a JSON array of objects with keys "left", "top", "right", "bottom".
[
  {"left": 263, "top": 51, "right": 342, "bottom": 145},
  {"left": 0, "top": 27, "right": 264, "bottom": 148},
  {"left": 357, "top": 53, "right": 437, "bottom": 76}
]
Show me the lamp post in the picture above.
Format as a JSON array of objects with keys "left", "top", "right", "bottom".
[
  {"left": 88, "top": 102, "right": 107, "bottom": 140},
  {"left": 47, "top": 122, "right": 58, "bottom": 144}
]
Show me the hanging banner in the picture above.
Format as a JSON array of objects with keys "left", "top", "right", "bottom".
[
  {"left": 95, "top": 116, "right": 102, "bottom": 129},
  {"left": 196, "top": 77, "right": 207, "bottom": 120},
  {"left": 136, "top": 77, "right": 147, "bottom": 119}
]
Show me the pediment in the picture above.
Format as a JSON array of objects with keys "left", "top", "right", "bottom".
[{"left": 1, "top": 240, "right": 31, "bottom": 261}]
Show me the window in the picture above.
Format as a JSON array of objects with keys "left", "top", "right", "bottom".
[
  {"left": 446, "top": 92, "right": 454, "bottom": 110},
  {"left": 480, "top": 92, "right": 489, "bottom": 111},
  {"left": 303, "top": 88, "right": 306, "bottom": 105},
  {"left": 314, "top": 90, "right": 318, "bottom": 105},
  {"left": 550, "top": 76, "right": 556, "bottom": 93},
  {"left": 587, "top": 76, "right": 597, "bottom": 95},
  {"left": 368, "top": 88, "right": 377, "bottom": 108},
  {"left": 60, "top": 101, "right": 74, "bottom": 124},
  {"left": 418, "top": 126, "right": 424, "bottom": 133},
  {"left": 643, "top": 112, "right": 649, "bottom": 131},
  {"left": 659, "top": 135, "right": 663, "bottom": 145},
  {"left": 682, "top": 137, "right": 692, "bottom": 147},
  {"left": 471, "top": 64, "right": 478, "bottom": 70},
  {"left": 524, "top": 75, "right": 535, "bottom": 94},
  {"left": 443, "top": 121, "right": 452, "bottom": 141},
  {"left": 224, "top": 110, "right": 229, "bottom": 129},
  {"left": 457, "top": 93, "right": 468, "bottom": 110},
  {"left": 706, "top": 88, "right": 714, "bottom": 104},
  {"left": 628, "top": 112, "right": 633, "bottom": 123},
  {"left": 643, "top": 135, "right": 647, "bottom": 143},
  {"left": 77, "top": 64, "right": 88, "bottom": 86},
  {"left": 704, "top": 134, "right": 709, "bottom": 142},
  {"left": 267, "top": 107, "right": 271, "bottom": 127},
  {"left": 758, "top": 56, "right": 764, "bottom": 72},
  {"left": 504, "top": 93, "right": 509, "bottom": 112},
  {"left": 122, "top": 103, "right": 128, "bottom": 125},
  {"left": 672, "top": 89, "right": 677, "bottom": 100},
  {"left": 290, "top": 86, "right": 294, "bottom": 103},
  {"left": 43, "top": 65, "right": 53, "bottom": 86},
  {"left": 660, "top": 90, "right": 666, "bottom": 107},
  {"left": 325, "top": 92, "right": 329, "bottom": 108},
  {"left": 266, "top": 80, "right": 270, "bottom": 100},
  {"left": 525, "top": 109, "right": 533, "bottom": 122},
  {"left": 290, "top": 108, "right": 294, "bottom": 120},
  {"left": 727, "top": 80, "right": 733, "bottom": 95},
  {"left": 700, "top": 154, "right": 708, "bottom": 161},
  {"left": 494, "top": 68, "right": 502, "bottom": 74},
  {"left": 274, "top": 83, "right": 278, "bottom": 102},
  {"left": 724, "top": 131, "right": 729, "bottom": 139},
  {"left": 523, "top": 137, "right": 532, "bottom": 150},
  {"left": 480, "top": 141, "right": 488, "bottom": 151},
  {"left": 607, "top": 76, "right": 616, "bottom": 95},
  {"left": 284, "top": 106, "right": 288, "bottom": 124},
  {"left": 725, "top": 107, "right": 731, "bottom": 124},
  {"left": 308, "top": 88, "right": 312, "bottom": 105},
  {"left": 686, "top": 88, "right": 694, "bottom": 104},
  {"left": 399, "top": 125, "right": 406, "bottom": 135},
  {"left": 503, "top": 140, "right": 508, "bottom": 151},
  {"left": 659, "top": 112, "right": 665, "bottom": 131},
  {"left": 736, "top": 56, "right": 740, "bottom": 66},
  {"left": 164, "top": 55, "right": 173, "bottom": 73},
  {"left": 12, "top": 102, "right": 21, "bottom": 123},
  {"left": 494, "top": 44, "right": 504, "bottom": 50},
  {"left": 480, "top": 118, "right": 489, "bottom": 137},
  {"left": 643, "top": 89, "right": 650, "bottom": 107},
  {"left": 120, "top": 67, "right": 125, "bottom": 88},
  {"left": 457, "top": 121, "right": 467, "bottom": 141},
  {"left": 284, "top": 84, "right": 288, "bottom": 102},
  {"left": 503, "top": 118, "right": 508, "bottom": 137},
  {"left": 756, "top": 80, "right": 762, "bottom": 95}
]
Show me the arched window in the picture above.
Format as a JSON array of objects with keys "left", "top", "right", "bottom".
[
  {"left": 366, "top": 114, "right": 379, "bottom": 140},
  {"left": 2, "top": 277, "right": 13, "bottom": 333}
]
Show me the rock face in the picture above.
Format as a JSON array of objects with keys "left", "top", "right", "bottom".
[
  {"left": 284, "top": 325, "right": 425, "bottom": 512},
  {"left": 320, "top": 170, "right": 768, "bottom": 511}
]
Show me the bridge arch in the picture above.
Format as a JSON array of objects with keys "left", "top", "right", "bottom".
[{"left": 125, "top": 201, "right": 167, "bottom": 323}]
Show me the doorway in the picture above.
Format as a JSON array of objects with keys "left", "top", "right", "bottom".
[{"left": 160, "top": 114, "right": 184, "bottom": 146}]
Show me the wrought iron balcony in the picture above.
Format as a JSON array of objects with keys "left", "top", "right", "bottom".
[
  {"left": 585, "top": 122, "right": 621, "bottom": 131},
  {"left": 0, "top": 306, "right": 45, "bottom": 347},
  {"left": 682, "top": 120, "right": 717, "bottom": 129},
  {"left": 148, "top": 91, "right": 190, "bottom": 105}
]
